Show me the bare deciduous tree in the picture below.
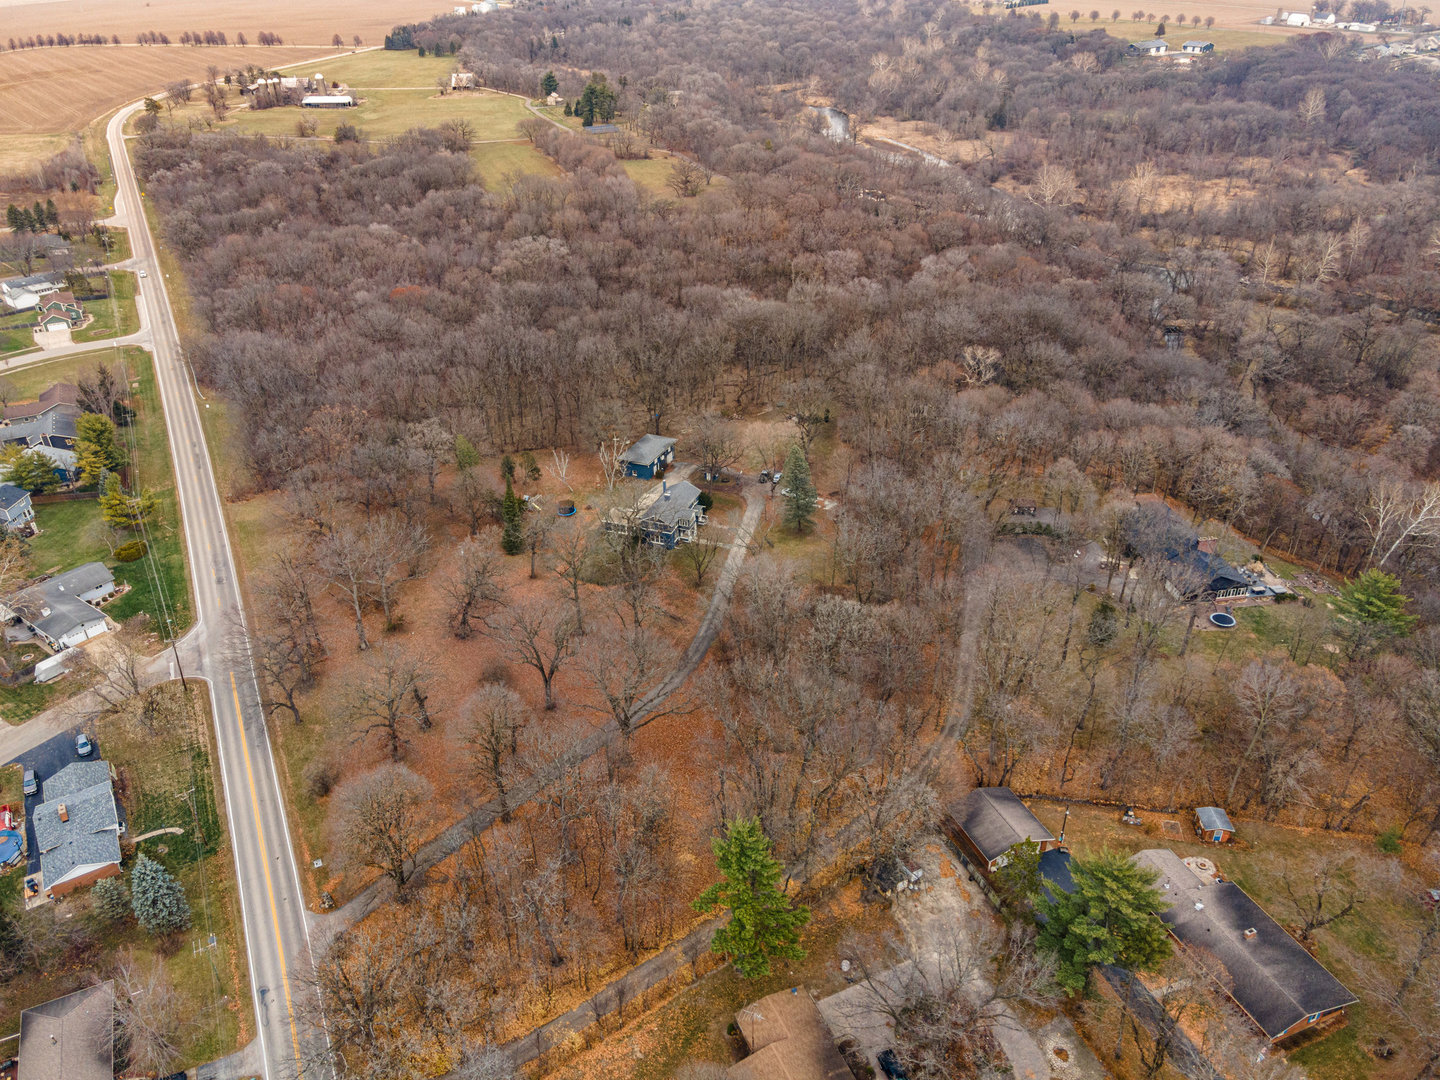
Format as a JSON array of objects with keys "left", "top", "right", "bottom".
[
  {"left": 441, "top": 531, "right": 504, "bottom": 638},
  {"left": 460, "top": 685, "right": 528, "bottom": 820},
  {"left": 112, "top": 949, "right": 189, "bottom": 1076},
  {"left": 349, "top": 648, "right": 435, "bottom": 760},
  {"left": 485, "top": 598, "right": 579, "bottom": 710},
  {"left": 331, "top": 763, "right": 434, "bottom": 887}
]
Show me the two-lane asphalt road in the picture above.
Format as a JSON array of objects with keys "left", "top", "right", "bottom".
[{"left": 105, "top": 102, "right": 326, "bottom": 1080}]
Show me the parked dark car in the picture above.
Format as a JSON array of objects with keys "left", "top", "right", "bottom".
[{"left": 878, "top": 1049, "right": 909, "bottom": 1080}]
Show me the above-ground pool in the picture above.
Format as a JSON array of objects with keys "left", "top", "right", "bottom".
[
  {"left": 0, "top": 829, "right": 21, "bottom": 866},
  {"left": 1209, "top": 612, "right": 1238, "bottom": 628}
]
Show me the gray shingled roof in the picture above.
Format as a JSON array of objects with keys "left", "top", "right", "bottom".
[
  {"left": 34, "top": 761, "right": 121, "bottom": 890},
  {"left": 1196, "top": 806, "right": 1235, "bottom": 833},
  {"left": 48, "top": 562, "right": 115, "bottom": 597},
  {"left": 1131, "top": 38, "right": 1168, "bottom": 48},
  {"left": 9, "top": 563, "right": 113, "bottom": 644},
  {"left": 1133, "top": 849, "right": 1356, "bottom": 1039},
  {"left": 42, "top": 760, "right": 113, "bottom": 801},
  {"left": 18, "top": 981, "right": 115, "bottom": 1080},
  {"left": 642, "top": 480, "right": 702, "bottom": 529},
  {"left": 0, "top": 483, "right": 28, "bottom": 511},
  {"left": 619, "top": 434, "right": 676, "bottom": 465},
  {"left": 952, "top": 787, "right": 1055, "bottom": 863},
  {"left": 1, "top": 403, "right": 81, "bottom": 444}
]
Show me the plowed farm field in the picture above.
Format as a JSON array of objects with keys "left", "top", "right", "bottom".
[
  {"left": 0, "top": 0, "right": 448, "bottom": 46},
  {"left": 0, "top": 44, "right": 339, "bottom": 134}
]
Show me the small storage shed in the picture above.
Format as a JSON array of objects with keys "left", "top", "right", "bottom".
[
  {"left": 1195, "top": 805, "right": 1235, "bottom": 843},
  {"left": 618, "top": 434, "right": 676, "bottom": 479}
]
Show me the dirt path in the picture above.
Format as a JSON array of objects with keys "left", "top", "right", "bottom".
[{"left": 326, "top": 481, "right": 766, "bottom": 928}]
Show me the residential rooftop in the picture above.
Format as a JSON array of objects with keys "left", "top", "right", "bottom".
[{"left": 1132, "top": 848, "right": 1357, "bottom": 1040}]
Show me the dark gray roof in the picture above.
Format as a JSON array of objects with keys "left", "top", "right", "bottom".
[
  {"left": 2, "top": 403, "right": 81, "bottom": 444},
  {"left": 951, "top": 787, "right": 1055, "bottom": 863},
  {"left": 1133, "top": 849, "right": 1356, "bottom": 1039},
  {"left": 18, "top": 981, "right": 115, "bottom": 1080},
  {"left": 10, "top": 562, "right": 113, "bottom": 643},
  {"left": 619, "top": 433, "right": 676, "bottom": 465},
  {"left": 1039, "top": 848, "right": 1075, "bottom": 905},
  {"left": 642, "top": 480, "right": 701, "bottom": 529},
  {"left": 49, "top": 562, "right": 115, "bottom": 597},
  {"left": 34, "top": 760, "right": 121, "bottom": 889},
  {"left": 0, "top": 482, "right": 28, "bottom": 511},
  {"left": 1196, "top": 806, "right": 1235, "bottom": 833}
]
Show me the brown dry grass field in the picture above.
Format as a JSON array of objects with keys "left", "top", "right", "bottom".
[
  {"left": 962, "top": 0, "right": 1305, "bottom": 33},
  {"left": 0, "top": 0, "right": 446, "bottom": 46},
  {"left": 0, "top": 44, "right": 341, "bottom": 135}
]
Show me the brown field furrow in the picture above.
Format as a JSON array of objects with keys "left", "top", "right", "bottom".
[
  {"left": 0, "top": 44, "right": 342, "bottom": 134},
  {"left": 0, "top": 0, "right": 449, "bottom": 45}
]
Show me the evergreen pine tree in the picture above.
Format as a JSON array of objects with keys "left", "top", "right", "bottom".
[
  {"left": 501, "top": 479, "right": 525, "bottom": 555},
  {"left": 91, "top": 876, "right": 132, "bottom": 924},
  {"left": 75, "top": 412, "right": 126, "bottom": 486},
  {"left": 1336, "top": 568, "right": 1417, "bottom": 635},
  {"left": 1, "top": 446, "right": 61, "bottom": 493},
  {"left": 540, "top": 70, "right": 559, "bottom": 96},
  {"left": 1037, "top": 852, "right": 1171, "bottom": 995},
  {"left": 781, "top": 444, "right": 817, "bottom": 534},
  {"left": 44, "top": 198, "right": 58, "bottom": 227},
  {"left": 131, "top": 853, "right": 192, "bottom": 935},
  {"left": 31, "top": 201, "right": 45, "bottom": 232},
  {"left": 100, "top": 473, "right": 159, "bottom": 530},
  {"left": 692, "top": 817, "right": 809, "bottom": 978},
  {"left": 454, "top": 434, "right": 480, "bottom": 471}
]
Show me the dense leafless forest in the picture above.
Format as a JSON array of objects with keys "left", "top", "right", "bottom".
[{"left": 132, "top": 0, "right": 1440, "bottom": 1075}]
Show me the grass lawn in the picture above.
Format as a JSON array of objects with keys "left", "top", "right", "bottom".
[
  {"left": 8, "top": 347, "right": 192, "bottom": 635},
  {"left": 534, "top": 104, "right": 586, "bottom": 131},
  {"left": 0, "top": 306, "right": 38, "bottom": 356},
  {"left": 1035, "top": 798, "right": 1428, "bottom": 1080},
  {"left": 171, "top": 86, "right": 532, "bottom": 142},
  {"left": 277, "top": 47, "right": 456, "bottom": 87},
  {"left": 73, "top": 270, "right": 139, "bottom": 343},
  {"left": 0, "top": 686, "right": 251, "bottom": 1068},
  {"left": 1183, "top": 599, "right": 1336, "bottom": 669},
  {"left": 472, "top": 139, "right": 563, "bottom": 189},
  {"left": 621, "top": 157, "right": 678, "bottom": 197}
]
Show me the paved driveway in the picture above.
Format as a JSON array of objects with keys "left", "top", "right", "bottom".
[
  {"left": 13, "top": 725, "right": 98, "bottom": 875},
  {"left": 820, "top": 839, "right": 1104, "bottom": 1080}
]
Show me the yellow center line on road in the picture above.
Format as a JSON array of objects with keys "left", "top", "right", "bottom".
[{"left": 231, "top": 671, "right": 304, "bottom": 1073}]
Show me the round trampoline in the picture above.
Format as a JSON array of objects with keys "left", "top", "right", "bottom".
[
  {"left": 1209, "top": 612, "right": 1237, "bottom": 628},
  {"left": 0, "top": 829, "right": 21, "bottom": 866}
]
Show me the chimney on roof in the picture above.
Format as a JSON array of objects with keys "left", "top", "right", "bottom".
[
  {"left": 58, "top": 803, "right": 68, "bottom": 822},
  {"left": 1244, "top": 927, "right": 1258, "bottom": 940}
]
